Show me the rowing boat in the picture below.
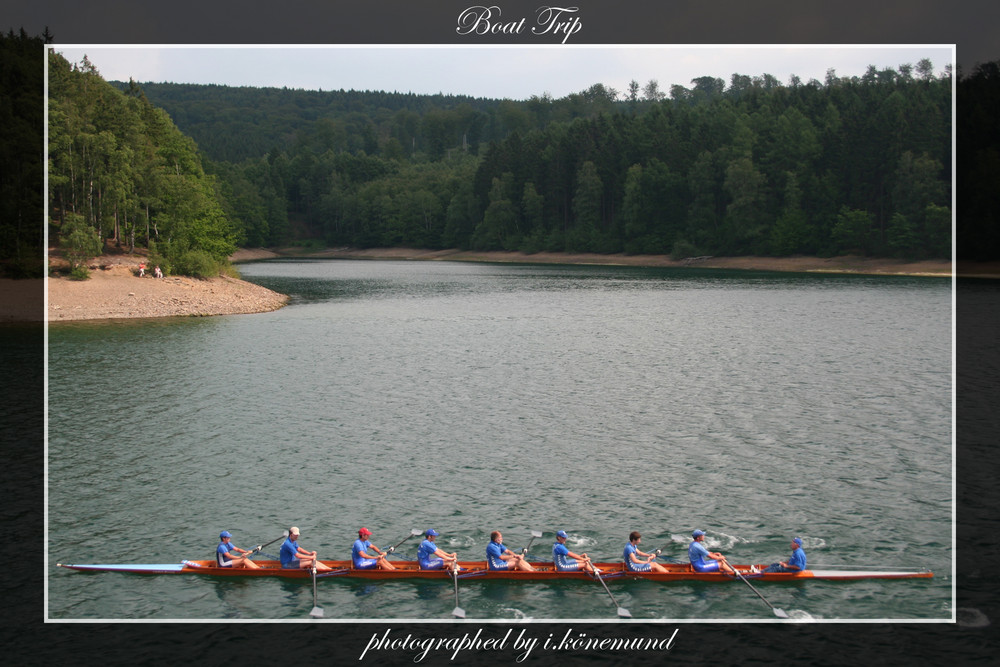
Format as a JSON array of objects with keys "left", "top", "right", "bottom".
[{"left": 56, "top": 560, "right": 933, "bottom": 581}]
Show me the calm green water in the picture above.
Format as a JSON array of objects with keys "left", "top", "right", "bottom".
[{"left": 47, "top": 260, "right": 952, "bottom": 621}]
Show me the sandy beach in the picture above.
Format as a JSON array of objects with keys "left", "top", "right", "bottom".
[
  {"left": 45, "top": 258, "right": 288, "bottom": 323},
  {"left": 0, "top": 247, "right": 965, "bottom": 324}
]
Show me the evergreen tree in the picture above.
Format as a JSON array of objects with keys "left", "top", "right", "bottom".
[{"left": 569, "top": 161, "right": 601, "bottom": 252}]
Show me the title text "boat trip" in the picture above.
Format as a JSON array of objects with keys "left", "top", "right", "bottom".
[{"left": 456, "top": 6, "right": 583, "bottom": 43}]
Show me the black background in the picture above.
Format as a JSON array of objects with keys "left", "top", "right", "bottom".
[{"left": 3, "top": 2, "right": 997, "bottom": 664}]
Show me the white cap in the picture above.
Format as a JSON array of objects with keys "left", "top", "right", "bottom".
[{"left": 289, "top": 526, "right": 300, "bottom": 536}]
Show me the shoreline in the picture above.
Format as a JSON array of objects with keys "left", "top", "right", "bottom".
[
  {"left": 2, "top": 248, "right": 967, "bottom": 324},
  {"left": 44, "top": 262, "right": 288, "bottom": 323},
  {"left": 236, "top": 246, "right": 956, "bottom": 278}
]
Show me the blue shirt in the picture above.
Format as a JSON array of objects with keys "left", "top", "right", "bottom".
[
  {"left": 417, "top": 539, "right": 438, "bottom": 565},
  {"left": 280, "top": 537, "right": 299, "bottom": 567},
  {"left": 553, "top": 542, "right": 573, "bottom": 569},
  {"left": 788, "top": 546, "right": 807, "bottom": 571},
  {"left": 486, "top": 540, "right": 508, "bottom": 569},
  {"left": 623, "top": 542, "right": 639, "bottom": 564},
  {"left": 352, "top": 538, "right": 373, "bottom": 567},
  {"left": 688, "top": 540, "right": 711, "bottom": 565},
  {"left": 217, "top": 541, "right": 235, "bottom": 566}
]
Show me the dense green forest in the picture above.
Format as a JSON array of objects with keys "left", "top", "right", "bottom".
[
  {"left": 16, "top": 43, "right": 992, "bottom": 282},
  {"left": 48, "top": 51, "right": 237, "bottom": 277},
  {"left": 126, "top": 61, "right": 953, "bottom": 260},
  {"left": 5, "top": 36, "right": 1000, "bottom": 280}
]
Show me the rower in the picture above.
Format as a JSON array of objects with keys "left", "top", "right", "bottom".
[
  {"left": 623, "top": 531, "right": 667, "bottom": 573},
  {"left": 688, "top": 529, "right": 741, "bottom": 576},
  {"left": 416, "top": 529, "right": 458, "bottom": 570},
  {"left": 279, "top": 526, "right": 332, "bottom": 571},
  {"left": 352, "top": 527, "right": 396, "bottom": 570},
  {"left": 761, "top": 537, "right": 807, "bottom": 573},
  {"left": 216, "top": 530, "right": 260, "bottom": 569},
  {"left": 486, "top": 531, "right": 535, "bottom": 572},
  {"left": 552, "top": 530, "right": 596, "bottom": 574}
]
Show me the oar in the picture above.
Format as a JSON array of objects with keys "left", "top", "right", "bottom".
[
  {"left": 450, "top": 560, "right": 466, "bottom": 619},
  {"left": 385, "top": 528, "right": 423, "bottom": 556},
  {"left": 648, "top": 543, "right": 678, "bottom": 563},
  {"left": 307, "top": 539, "right": 324, "bottom": 619},
  {"left": 248, "top": 531, "right": 288, "bottom": 559},
  {"left": 309, "top": 560, "right": 324, "bottom": 618},
  {"left": 722, "top": 557, "right": 789, "bottom": 619},
  {"left": 520, "top": 530, "right": 544, "bottom": 557},
  {"left": 591, "top": 564, "right": 631, "bottom": 618}
]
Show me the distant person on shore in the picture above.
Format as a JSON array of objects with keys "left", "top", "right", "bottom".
[
  {"left": 154, "top": 265, "right": 163, "bottom": 278},
  {"left": 486, "top": 531, "right": 535, "bottom": 571},
  {"left": 216, "top": 530, "right": 260, "bottom": 569},
  {"left": 416, "top": 529, "right": 458, "bottom": 570},
  {"left": 138, "top": 262, "right": 145, "bottom": 277},
  {"left": 688, "top": 529, "right": 740, "bottom": 575},
  {"left": 552, "top": 530, "right": 597, "bottom": 574},
  {"left": 279, "top": 526, "right": 332, "bottom": 571},
  {"left": 761, "top": 537, "right": 807, "bottom": 573},
  {"left": 351, "top": 527, "right": 396, "bottom": 570},
  {"left": 623, "top": 531, "right": 667, "bottom": 573}
]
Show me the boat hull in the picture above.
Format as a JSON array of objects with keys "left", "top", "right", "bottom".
[{"left": 57, "top": 560, "right": 933, "bottom": 581}]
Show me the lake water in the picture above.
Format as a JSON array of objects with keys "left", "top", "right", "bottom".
[{"left": 46, "top": 259, "right": 952, "bottom": 621}]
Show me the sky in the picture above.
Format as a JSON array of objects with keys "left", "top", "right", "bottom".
[{"left": 53, "top": 45, "right": 955, "bottom": 101}]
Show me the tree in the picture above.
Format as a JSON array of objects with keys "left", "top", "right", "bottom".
[
  {"left": 886, "top": 212, "right": 921, "bottom": 258},
  {"left": 519, "top": 181, "right": 546, "bottom": 252},
  {"left": 642, "top": 79, "right": 665, "bottom": 102},
  {"left": 723, "top": 156, "right": 767, "bottom": 253},
  {"left": 770, "top": 172, "right": 810, "bottom": 255},
  {"left": 831, "top": 207, "right": 873, "bottom": 255},
  {"left": 923, "top": 203, "right": 952, "bottom": 259},
  {"left": 686, "top": 151, "right": 720, "bottom": 249},
  {"left": 916, "top": 58, "right": 935, "bottom": 81},
  {"left": 472, "top": 175, "right": 518, "bottom": 250},
  {"left": 59, "top": 212, "right": 102, "bottom": 275},
  {"left": 569, "top": 161, "right": 602, "bottom": 252},
  {"left": 442, "top": 182, "right": 479, "bottom": 249},
  {"left": 621, "top": 163, "right": 645, "bottom": 248},
  {"left": 627, "top": 80, "right": 640, "bottom": 102}
]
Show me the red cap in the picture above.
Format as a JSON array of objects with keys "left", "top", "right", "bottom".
[{"left": 359, "top": 527, "right": 372, "bottom": 536}]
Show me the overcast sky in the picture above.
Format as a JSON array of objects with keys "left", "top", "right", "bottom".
[{"left": 53, "top": 45, "right": 954, "bottom": 101}]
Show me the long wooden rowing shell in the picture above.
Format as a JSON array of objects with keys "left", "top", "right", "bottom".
[{"left": 56, "top": 560, "right": 933, "bottom": 581}]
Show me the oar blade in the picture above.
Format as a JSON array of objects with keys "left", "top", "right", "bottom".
[
  {"left": 531, "top": 530, "right": 543, "bottom": 538},
  {"left": 310, "top": 606, "right": 325, "bottom": 618},
  {"left": 452, "top": 606, "right": 466, "bottom": 619},
  {"left": 773, "top": 607, "right": 790, "bottom": 619},
  {"left": 617, "top": 607, "right": 632, "bottom": 618}
]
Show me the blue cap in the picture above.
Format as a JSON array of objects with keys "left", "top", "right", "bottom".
[
  {"left": 220, "top": 531, "right": 232, "bottom": 539},
  {"left": 692, "top": 529, "right": 705, "bottom": 538},
  {"left": 556, "top": 530, "right": 568, "bottom": 539},
  {"left": 793, "top": 537, "right": 803, "bottom": 546},
  {"left": 426, "top": 528, "right": 439, "bottom": 536}
]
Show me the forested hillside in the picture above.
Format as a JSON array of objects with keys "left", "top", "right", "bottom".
[
  {"left": 129, "top": 63, "right": 953, "bottom": 260},
  {"left": 468, "top": 68, "right": 951, "bottom": 258},
  {"left": 48, "top": 51, "right": 237, "bottom": 277}
]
